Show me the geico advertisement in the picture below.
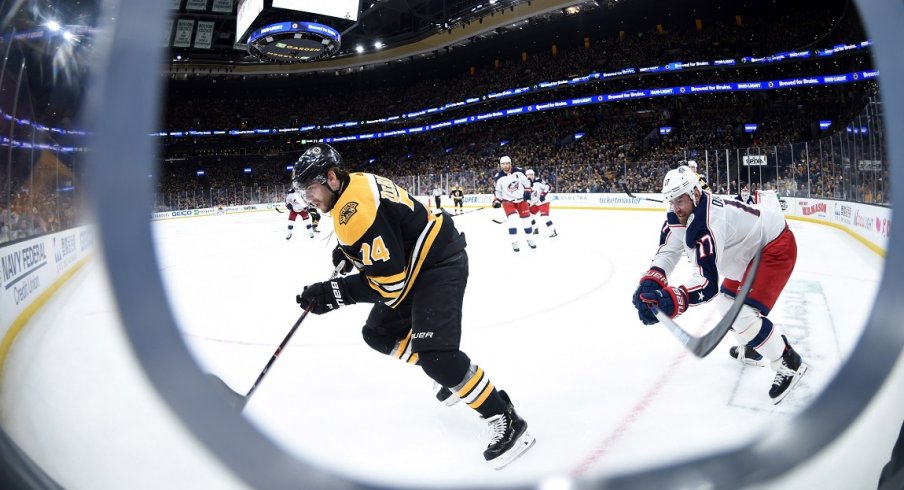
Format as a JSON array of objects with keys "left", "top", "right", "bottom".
[
  {"left": 0, "top": 227, "right": 91, "bottom": 331},
  {"left": 151, "top": 204, "right": 273, "bottom": 220}
]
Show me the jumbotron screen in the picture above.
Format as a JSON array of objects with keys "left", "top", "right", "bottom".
[
  {"left": 272, "top": 0, "right": 360, "bottom": 21},
  {"left": 236, "top": 0, "right": 264, "bottom": 39}
]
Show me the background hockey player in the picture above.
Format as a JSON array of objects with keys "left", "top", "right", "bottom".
[
  {"left": 492, "top": 155, "right": 535, "bottom": 252},
  {"left": 525, "top": 169, "right": 557, "bottom": 238},
  {"left": 450, "top": 185, "right": 465, "bottom": 214},
  {"left": 686, "top": 160, "right": 711, "bottom": 191},
  {"left": 432, "top": 185, "right": 444, "bottom": 211},
  {"left": 306, "top": 203, "right": 321, "bottom": 233},
  {"left": 735, "top": 185, "right": 755, "bottom": 204},
  {"left": 285, "top": 188, "right": 314, "bottom": 240},
  {"left": 292, "top": 144, "right": 535, "bottom": 469},
  {"left": 631, "top": 165, "right": 808, "bottom": 404}
]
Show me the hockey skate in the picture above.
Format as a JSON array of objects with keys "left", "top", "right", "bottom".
[
  {"left": 433, "top": 382, "right": 460, "bottom": 407},
  {"left": 526, "top": 237, "right": 537, "bottom": 249},
  {"left": 549, "top": 230, "right": 558, "bottom": 238},
  {"left": 729, "top": 345, "right": 765, "bottom": 367},
  {"left": 286, "top": 234, "right": 292, "bottom": 240},
  {"left": 511, "top": 241, "right": 520, "bottom": 252},
  {"left": 532, "top": 228, "right": 539, "bottom": 235},
  {"left": 768, "top": 335, "right": 808, "bottom": 404},
  {"left": 483, "top": 391, "right": 535, "bottom": 470}
]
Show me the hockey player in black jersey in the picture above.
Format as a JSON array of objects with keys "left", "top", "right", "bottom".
[
  {"left": 686, "top": 160, "right": 711, "bottom": 191},
  {"left": 292, "top": 143, "right": 535, "bottom": 469},
  {"left": 450, "top": 185, "right": 465, "bottom": 214},
  {"left": 306, "top": 204, "right": 321, "bottom": 232}
]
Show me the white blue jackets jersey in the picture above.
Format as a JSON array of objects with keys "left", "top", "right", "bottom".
[
  {"left": 286, "top": 191, "right": 307, "bottom": 211},
  {"left": 494, "top": 167, "right": 531, "bottom": 202},
  {"left": 528, "top": 179, "right": 550, "bottom": 205},
  {"left": 650, "top": 192, "right": 787, "bottom": 306}
]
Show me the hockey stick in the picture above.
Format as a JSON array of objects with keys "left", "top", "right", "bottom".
[
  {"left": 492, "top": 218, "right": 506, "bottom": 224},
  {"left": 449, "top": 206, "right": 489, "bottom": 217},
  {"left": 211, "top": 260, "right": 346, "bottom": 411},
  {"left": 274, "top": 205, "right": 284, "bottom": 213},
  {"left": 622, "top": 183, "right": 664, "bottom": 203},
  {"left": 651, "top": 235, "right": 766, "bottom": 358}
]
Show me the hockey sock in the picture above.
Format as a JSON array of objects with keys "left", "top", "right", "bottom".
[
  {"left": 722, "top": 297, "right": 785, "bottom": 363},
  {"left": 388, "top": 330, "right": 419, "bottom": 364},
  {"left": 421, "top": 354, "right": 506, "bottom": 417}
]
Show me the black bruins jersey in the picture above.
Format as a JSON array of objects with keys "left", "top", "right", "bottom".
[
  {"left": 694, "top": 172, "right": 711, "bottom": 191},
  {"left": 450, "top": 189, "right": 464, "bottom": 201},
  {"left": 334, "top": 173, "right": 465, "bottom": 308}
]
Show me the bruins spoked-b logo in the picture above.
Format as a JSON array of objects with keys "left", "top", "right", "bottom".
[{"left": 339, "top": 202, "right": 358, "bottom": 225}]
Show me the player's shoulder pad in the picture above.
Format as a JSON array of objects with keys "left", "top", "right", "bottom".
[{"left": 334, "top": 173, "right": 379, "bottom": 245}]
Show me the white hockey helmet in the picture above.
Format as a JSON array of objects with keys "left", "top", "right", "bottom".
[
  {"left": 661, "top": 166, "right": 702, "bottom": 203},
  {"left": 499, "top": 155, "right": 512, "bottom": 166},
  {"left": 687, "top": 160, "right": 698, "bottom": 171},
  {"left": 526, "top": 168, "right": 535, "bottom": 178}
]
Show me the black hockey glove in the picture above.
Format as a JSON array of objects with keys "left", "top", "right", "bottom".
[
  {"left": 523, "top": 190, "right": 531, "bottom": 201},
  {"left": 631, "top": 267, "right": 668, "bottom": 311},
  {"left": 296, "top": 278, "right": 355, "bottom": 314},
  {"left": 286, "top": 203, "right": 294, "bottom": 211},
  {"left": 492, "top": 198, "right": 502, "bottom": 209},
  {"left": 539, "top": 192, "right": 546, "bottom": 202},
  {"left": 638, "top": 286, "right": 689, "bottom": 324},
  {"left": 332, "top": 245, "right": 354, "bottom": 275}
]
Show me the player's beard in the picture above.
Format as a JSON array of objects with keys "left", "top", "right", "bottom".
[
  {"left": 673, "top": 206, "right": 691, "bottom": 225},
  {"left": 320, "top": 187, "right": 340, "bottom": 214}
]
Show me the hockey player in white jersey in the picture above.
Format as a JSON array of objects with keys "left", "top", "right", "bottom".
[
  {"left": 525, "top": 169, "right": 557, "bottom": 238},
  {"left": 735, "top": 185, "right": 755, "bottom": 204},
  {"left": 631, "top": 165, "right": 807, "bottom": 404},
  {"left": 492, "top": 156, "right": 535, "bottom": 252},
  {"left": 285, "top": 188, "right": 314, "bottom": 240}
]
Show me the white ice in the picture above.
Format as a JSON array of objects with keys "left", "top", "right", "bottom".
[
  {"left": 2, "top": 204, "right": 894, "bottom": 490},
  {"left": 146, "top": 206, "right": 885, "bottom": 488}
]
